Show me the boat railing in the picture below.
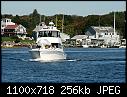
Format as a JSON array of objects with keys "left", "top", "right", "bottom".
[{"left": 31, "top": 44, "right": 62, "bottom": 50}]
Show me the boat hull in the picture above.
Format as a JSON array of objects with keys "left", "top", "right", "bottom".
[{"left": 29, "top": 49, "right": 66, "bottom": 61}]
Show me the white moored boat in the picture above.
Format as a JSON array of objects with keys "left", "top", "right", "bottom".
[
  {"left": 29, "top": 22, "right": 66, "bottom": 61},
  {"left": 82, "top": 44, "right": 89, "bottom": 48}
]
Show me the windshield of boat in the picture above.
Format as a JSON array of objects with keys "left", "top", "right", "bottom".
[
  {"left": 51, "top": 43, "right": 62, "bottom": 49},
  {"left": 38, "top": 31, "right": 60, "bottom": 37}
]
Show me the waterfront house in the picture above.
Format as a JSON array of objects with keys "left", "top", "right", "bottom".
[
  {"left": 1, "top": 18, "right": 15, "bottom": 34},
  {"left": 1, "top": 18, "right": 27, "bottom": 38},
  {"left": 85, "top": 26, "right": 120, "bottom": 47},
  {"left": 70, "top": 35, "right": 88, "bottom": 46}
]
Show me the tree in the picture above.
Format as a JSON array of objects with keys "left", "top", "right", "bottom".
[{"left": 12, "top": 15, "right": 21, "bottom": 24}]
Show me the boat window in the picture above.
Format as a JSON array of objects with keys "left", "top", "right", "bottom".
[
  {"left": 48, "top": 31, "right": 52, "bottom": 37},
  {"left": 51, "top": 31, "right": 60, "bottom": 37},
  {"left": 44, "top": 31, "right": 48, "bottom": 37},
  {"left": 51, "top": 43, "right": 62, "bottom": 48},
  {"left": 52, "top": 31, "right": 56, "bottom": 37},
  {"left": 38, "top": 31, "right": 60, "bottom": 37},
  {"left": 38, "top": 31, "right": 44, "bottom": 37},
  {"left": 45, "top": 45, "right": 50, "bottom": 49}
]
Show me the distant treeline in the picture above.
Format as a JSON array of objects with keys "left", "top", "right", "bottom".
[{"left": 2, "top": 9, "right": 125, "bottom": 38}]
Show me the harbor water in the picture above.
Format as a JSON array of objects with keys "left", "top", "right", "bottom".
[{"left": 2, "top": 47, "right": 126, "bottom": 83}]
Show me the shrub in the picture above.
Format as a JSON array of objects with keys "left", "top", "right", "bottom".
[
  {"left": 11, "top": 36, "right": 18, "bottom": 39},
  {"left": 14, "top": 38, "right": 20, "bottom": 43}
]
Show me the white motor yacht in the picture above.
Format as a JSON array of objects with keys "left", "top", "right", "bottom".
[{"left": 29, "top": 22, "right": 66, "bottom": 61}]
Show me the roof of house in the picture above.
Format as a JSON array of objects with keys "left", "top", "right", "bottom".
[
  {"left": 71, "top": 35, "right": 88, "bottom": 39},
  {"left": 4, "top": 25, "right": 18, "bottom": 29},
  {"left": 91, "top": 26, "right": 114, "bottom": 33},
  {"left": 60, "top": 33, "right": 70, "bottom": 42},
  {"left": 60, "top": 33, "right": 70, "bottom": 37},
  {"left": 1, "top": 18, "right": 11, "bottom": 21}
]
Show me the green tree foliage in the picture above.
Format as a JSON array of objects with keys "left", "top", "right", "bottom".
[
  {"left": 2, "top": 14, "right": 13, "bottom": 19},
  {"left": 2, "top": 10, "right": 125, "bottom": 38},
  {"left": 11, "top": 15, "right": 21, "bottom": 24}
]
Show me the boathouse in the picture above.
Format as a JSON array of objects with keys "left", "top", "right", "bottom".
[
  {"left": 85, "top": 26, "right": 120, "bottom": 46},
  {"left": 66, "top": 35, "right": 88, "bottom": 47}
]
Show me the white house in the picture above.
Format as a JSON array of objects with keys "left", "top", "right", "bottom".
[
  {"left": 85, "top": 26, "right": 120, "bottom": 46},
  {"left": 71, "top": 35, "right": 88, "bottom": 46},
  {"left": 1, "top": 18, "right": 27, "bottom": 38},
  {"left": 1, "top": 18, "right": 15, "bottom": 33},
  {"left": 1, "top": 18, "right": 15, "bottom": 27}
]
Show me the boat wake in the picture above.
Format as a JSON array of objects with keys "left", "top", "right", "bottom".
[
  {"left": 66, "top": 59, "right": 77, "bottom": 62},
  {"left": 3, "top": 57, "right": 125, "bottom": 63},
  {"left": 23, "top": 57, "right": 125, "bottom": 62},
  {"left": 29, "top": 58, "right": 77, "bottom": 62},
  {"left": 3, "top": 56, "right": 77, "bottom": 62},
  {"left": 29, "top": 58, "right": 65, "bottom": 62}
]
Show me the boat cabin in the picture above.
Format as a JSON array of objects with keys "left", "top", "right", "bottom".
[{"left": 38, "top": 31, "right": 60, "bottom": 38}]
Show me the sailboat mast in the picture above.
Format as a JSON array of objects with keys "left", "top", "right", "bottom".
[
  {"left": 114, "top": 12, "right": 115, "bottom": 35},
  {"left": 99, "top": 15, "right": 100, "bottom": 28},
  {"left": 98, "top": 15, "right": 100, "bottom": 39},
  {"left": 40, "top": 15, "right": 41, "bottom": 23},
  {"left": 43, "top": 16, "right": 45, "bottom": 22},
  {"left": 56, "top": 15, "right": 57, "bottom": 27},
  {"left": 62, "top": 14, "right": 64, "bottom": 33}
]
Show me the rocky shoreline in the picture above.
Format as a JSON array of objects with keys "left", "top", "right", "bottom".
[{"left": 1, "top": 41, "right": 33, "bottom": 48}]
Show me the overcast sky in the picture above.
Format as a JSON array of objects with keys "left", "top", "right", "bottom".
[{"left": 1, "top": 1, "right": 126, "bottom": 16}]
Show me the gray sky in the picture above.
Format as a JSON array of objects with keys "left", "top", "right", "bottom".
[{"left": 1, "top": 1, "right": 126, "bottom": 16}]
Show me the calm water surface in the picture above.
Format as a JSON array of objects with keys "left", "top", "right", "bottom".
[{"left": 2, "top": 47, "right": 126, "bottom": 83}]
